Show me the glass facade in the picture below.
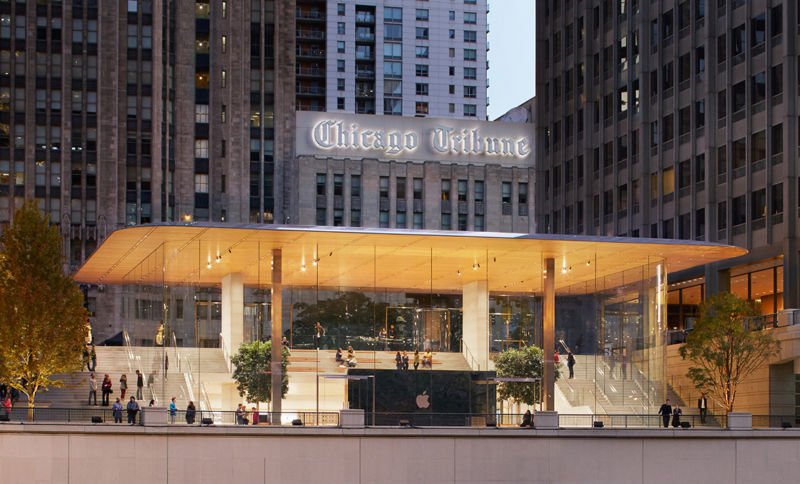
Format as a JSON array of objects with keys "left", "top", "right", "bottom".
[{"left": 115, "top": 235, "right": 668, "bottom": 418}]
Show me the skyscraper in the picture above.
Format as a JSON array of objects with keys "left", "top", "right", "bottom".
[{"left": 536, "top": 0, "right": 797, "bottom": 329}]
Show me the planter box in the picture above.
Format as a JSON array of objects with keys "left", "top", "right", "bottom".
[
  {"left": 142, "top": 407, "right": 168, "bottom": 426},
  {"left": 535, "top": 411, "right": 559, "bottom": 430},
  {"left": 340, "top": 409, "right": 365, "bottom": 428},
  {"left": 727, "top": 412, "right": 752, "bottom": 429}
]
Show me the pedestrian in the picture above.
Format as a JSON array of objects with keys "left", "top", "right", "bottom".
[
  {"left": 89, "top": 344, "right": 97, "bottom": 371},
  {"left": 9, "top": 386, "right": 18, "bottom": 404},
  {"left": 395, "top": 351, "right": 402, "bottom": 370},
  {"left": 520, "top": 409, "right": 534, "bottom": 428},
  {"left": 413, "top": 349, "right": 420, "bottom": 370},
  {"left": 185, "top": 401, "right": 196, "bottom": 424},
  {"left": 88, "top": 373, "right": 97, "bottom": 406},
  {"left": 671, "top": 405, "right": 682, "bottom": 428},
  {"left": 251, "top": 407, "right": 259, "bottom": 425},
  {"left": 281, "top": 336, "right": 290, "bottom": 348},
  {"left": 163, "top": 354, "right": 169, "bottom": 379},
  {"left": 135, "top": 370, "right": 144, "bottom": 400},
  {"left": 621, "top": 352, "right": 627, "bottom": 380},
  {"left": 402, "top": 351, "right": 409, "bottom": 370},
  {"left": 1, "top": 394, "right": 11, "bottom": 418},
  {"left": 148, "top": 399, "right": 155, "bottom": 407},
  {"left": 567, "top": 351, "right": 576, "bottom": 379},
  {"left": 126, "top": 396, "right": 139, "bottom": 425},
  {"left": 235, "top": 403, "right": 245, "bottom": 425},
  {"left": 554, "top": 350, "right": 560, "bottom": 368},
  {"left": 698, "top": 392, "right": 708, "bottom": 424},
  {"left": 0, "top": 383, "right": 6, "bottom": 401},
  {"left": 169, "top": 397, "right": 177, "bottom": 424},
  {"left": 101, "top": 374, "right": 112, "bottom": 406},
  {"left": 119, "top": 374, "right": 128, "bottom": 400},
  {"left": 658, "top": 399, "right": 672, "bottom": 428},
  {"left": 82, "top": 346, "right": 90, "bottom": 371},
  {"left": 112, "top": 398, "right": 123, "bottom": 423},
  {"left": 313, "top": 321, "right": 326, "bottom": 349}
]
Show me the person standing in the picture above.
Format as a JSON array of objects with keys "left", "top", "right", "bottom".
[
  {"left": 101, "top": 374, "right": 112, "bottom": 406},
  {"left": 185, "top": 401, "right": 196, "bottom": 425},
  {"left": 112, "top": 398, "right": 123, "bottom": 423},
  {"left": 671, "top": 405, "right": 683, "bottom": 428},
  {"left": 413, "top": 349, "right": 420, "bottom": 370},
  {"left": 235, "top": 403, "right": 245, "bottom": 425},
  {"left": 658, "top": 399, "right": 672, "bottom": 428},
  {"left": 119, "top": 374, "right": 128, "bottom": 400},
  {"left": 567, "top": 351, "right": 576, "bottom": 379},
  {"left": 251, "top": 407, "right": 259, "bottom": 425},
  {"left": 402, "top": 351, "right": 409, "bottom": 370},
  {"left": 135, "top": 370, "right": 144, "bottom": 400},
  {"left": 313, "top": 322, "right": 325, "bottom": 349},
  {"left": 126, "top": 397, "right": 139, "bottom": 425},
  {"left": 395, "top": 351, "right": 402, "bottom": 370},
  {"left": 698, "top": 393, "right": 708, "bottom": 424},
  {"left": 89, "top": 345, "right": 97, "bottom": 372},
  {"left": 82, "top": 346, "right": 90, "bottom": 371},
  {"left": 88, "top": 373, "right": 97, "bottom": 406},
  {"left": 169, "top": 397, "right": 177, "bottom": 424}
]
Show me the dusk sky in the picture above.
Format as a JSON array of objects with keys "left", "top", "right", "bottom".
[{"left": 487, "top": 0, "right": 536, "bottom": 120}]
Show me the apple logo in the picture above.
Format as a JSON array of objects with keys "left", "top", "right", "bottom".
[{"left": 416, "top": 390, "right": 430, "bottom": 409}]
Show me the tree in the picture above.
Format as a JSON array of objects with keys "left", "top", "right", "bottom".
[
  {"left": 231, "top": 340, "right": 290, "bottom": 406},
  {"left": 493, "top": 344, "right": 559, "bottom": 406},
  {"left": 0, "top": 203, "right": 88, "bottom": 418},
  {"left": 679, "top": 292, "right": 781, "bottom": 413}
]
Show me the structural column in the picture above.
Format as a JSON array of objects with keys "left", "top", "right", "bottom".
[
  {"left": 221, "top": 273, "right": 244, "bottom": 362},
  {"left": 543, "top": 258, "right": 555, "bottom": 411},
  {"left": 462, "top": 280, "right": 489, "bottom": 369},
  {"left": 271, "top": 249, "right": 283, "bottom": 417}
]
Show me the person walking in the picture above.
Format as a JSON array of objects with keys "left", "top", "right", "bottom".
[
  {"left": 119, "top": 374, "right": 128, "bottom": 400},
  {"left": 185, "top": 401, "right": 196, "bottom": 425},
  {"left": 567, "top": 351, "right": 576, "bottom": 379},
  {"left": 88, "top": 373, "right": 97, "bottom": 406},
  {"left": 313, "top": 322, "right": 326, "bottom": 349},
  {"left": 658, "top": 399, "right": 672, "bottom": 428},
  {"left": 101, "top": 374, "right": 112, "bottom": 406},
  {"left": 89, "top": 345, "right": 97, "bottom": 371},
  {"left": 82, "top": 346, "right": 91, "bottom": 371},
  {"left": 112, "top": 398, "right": 123, "bottom": 423},
  {"left": 413, "top": 349, "right": 420, "bottom": 370},
  {"left": 698, "top": 392, "right": 708, "bottom": 424},
  {"left": 169, "top": 397, "right": 177, "bottom": 424},
  {"left": 126, "top": 396, "right": 139, "bottom": 425},
  {"left": 135, "top": 370, "right": 144, "bottom": 400}
]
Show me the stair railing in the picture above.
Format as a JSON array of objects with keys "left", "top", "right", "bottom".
[
  {"left": 219, "top": 332, "right": 232, "bottom": 373},
  {"left": 461, "top": 340, "right": 480, "bottom": 371}
]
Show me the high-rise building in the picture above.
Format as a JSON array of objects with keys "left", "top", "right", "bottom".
[
  {"left": 0, "top": 0, "right": 495, "bottom": 341},
  {"left": 536, "top": 1, "right": 798, "bottom": 331}
]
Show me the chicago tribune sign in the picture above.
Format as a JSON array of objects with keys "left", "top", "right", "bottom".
[{"left": 296, "top": 112, "right": 533, "bottom": 165}]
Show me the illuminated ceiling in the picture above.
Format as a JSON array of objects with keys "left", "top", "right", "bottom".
[{"left": 73, "top": 224, "right": 746, "bottom": 294}]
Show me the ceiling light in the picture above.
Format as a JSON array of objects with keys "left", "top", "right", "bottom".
[{"left": 301, "top": 264, "right": 307, "bottom": 272}]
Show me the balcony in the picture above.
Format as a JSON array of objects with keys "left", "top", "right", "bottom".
[
  {"left": 355, "top": 69, "right": 375, "bottom": 79},
  {"left": 296, "top": 29, "right": 325, "bottom": 41},
  {"left": 355, "top": 51, "right": 375, "bottom": 61},
  {"left": 355, "top": 32, "right": 375, "bottom": 42},
  {"left": 355, "top": 12, "right": 375, "bottom": 24},
  {"left": 296, "top": 47, "right": 325, "bottom": 59},
  {"left": 296, "top": 85, "right": 325, "bottom": 96},
  {"left": 296, "top": 9, "right": 325, "bottom": 22},
  {"left": 296, "top": 65, "right": 324, "bottom": 77}
]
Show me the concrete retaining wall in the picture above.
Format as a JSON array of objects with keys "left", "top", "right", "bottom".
[{"left": 1, "top": 424, "right": 799, "bottom": 483}]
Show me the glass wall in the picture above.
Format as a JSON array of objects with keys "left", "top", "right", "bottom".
[{"left": 115, "top": 239, "right": 667, "bottom": 418}]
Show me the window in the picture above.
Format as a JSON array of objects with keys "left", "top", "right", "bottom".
[
  {"left": 337, "top": 78, "right": 345, "bottom": 91},
  {"left": 337, "top": 22, "right": 345, "bottom": 35},
  {"left": 384, "top": 43, "right": 402, "bottom": 58},
  {"left": 415, "top": 102, "right": 428, "bottom": 115},
  {"left": 441, "top": 214, "right": 452, "bottom": 230},
  {"left": 416, "top": 9, "right": 428, "bottom": 21},
  {"left": 449, "top": 29, "right": 455, "bottom": 39},
  {"left": 464, "top": 12, "right": 477, "bottom": 24},
  {"left": 384, "top": 80, "right": 402, "bottom": 96},
  {"left": 413, "top": 178, "right": 423, "bottom": 200},
  {"left": 415, "top": 27, "right": 429, "bottom": 40},
  {"left": 415, "top": 46, "right": 429, "bottom": 58},
  {"left": 751, "top": 189, "right": 766, "bottom": 221},
  {"left": 415, "top": 64, "right": 429, "bottom": 77},
  {"left": 337, "top": 97, "right": 345, "bottom": 110},
  {"left": 751, "top": 130, "right": 766, "bottom": 166},
  {"left": 696, "top": 100, "right": 705, "bottom": 128},
  {"left": 457, "top": 180, "right": 467, "bottom": 202},
  {"left": 194, "top": 139, "right": 209, "bottom": 158},
  {"left": 731, "top": 24, "right": 745, "bottom": 56},
  {"left": 771, "top": 5, "right": 783, "bottom": 37},
  {"left": 195, "top": 104, "right": 209, "bottom": 123},
  {"left": 732, "top": 137, "right": 746, "bottom": 175},
  {"left": 752, "top": 12, "right": 766, "bottom": 46},
  {"left": 463, "top": 104, "right": 476, "bottom": 117},
  {"left": 518, "top": 183, "right": 528, "bottom": 215},
  {"left": 771, "top": 123, "right": 783, "bottom": 155},
  {"left": 662, "top": 10, "right": 674, "bottom": 39},
  {"left": 752, "top": 71, "right": 766, "bottom": 104},
  {"left": 732, "top": 81, "right": 746, "bottom": 112},
  {"left": 337, "top": 60, "right": 345, "bottom": 72},
  {"left": 441, "top": 179, "right": 451, "bottom": 201},
  {"left": 771, "top": 183, "right": 783, "bottom": 215},
  {"left": 464, "top": 30, "right": 476, "bottom": 42},
  {"left": 464, "top": 67, "right": 476, "bottom": 79},
  {"left": 464, "top": 49, "right": 477, "bottom": 61},
  {"left": 718, "top": 201, "right": 727, "bottom": 230},
  {"left": 221, "top": 35, "right": 227, "bottom": 53},
  {"left": 220, "top": 69, "right": 226, "bottom": 88},
  {"left": 384, "top": 98, "right": 401, "bottom": 115},
  {"left": 337, "top": 41, "right": 345, "bottom": 53},
  {"left": 187, "top": 173, "right": 212, "bottom": 201},
  {"left": 463, "top": 86, "right": 476, "bottom": 98},
  {"left": 384, "top": 61, "right": 401, "bottom": 77},
  {"left": 338, "top": 3, "right": 345, "bottom": 16},
  {"left": 717, "top": 34, "right": 726, "bottom": 63},
  {"left": 771, "top": 64, "right": 783, "bottom": 97},
  {"left": 416, "top": 83, "right": 428, "bottom": 95},
  {"left": 663, "top": 113, "right": 674, "bottom": 142}
]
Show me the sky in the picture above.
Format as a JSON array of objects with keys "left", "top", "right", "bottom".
[{"left": 486, "top": 0, "right": 536, "bottom": 120}]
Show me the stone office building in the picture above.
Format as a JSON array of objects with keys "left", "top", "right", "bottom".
[{"left": 295, "top": 111, "right": 535, "bottom": 232}]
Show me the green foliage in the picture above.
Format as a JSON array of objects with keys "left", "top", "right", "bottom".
[
  {"left": 493, "top": 345, "right": 558, "bottom": 406},
  {"left": 231, "top": 340, "right": 290, "bottom": 404},
  {"left": 679, "top": 292, "right": 781, "bottom": 413},
  {"left": 0, "top": 202, "right": 88, "bottom": 408}
]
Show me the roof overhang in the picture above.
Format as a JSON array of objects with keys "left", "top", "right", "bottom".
[{"left": 73, "top": 224, "right": 747, "bottom": 294}]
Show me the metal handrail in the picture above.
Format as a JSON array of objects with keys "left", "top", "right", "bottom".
[
  {"left": 219, "top": 332, "right": 232, "bottom": 373},
  {"left": 461, "top": 340, "right": 480, "bottom": 371}
]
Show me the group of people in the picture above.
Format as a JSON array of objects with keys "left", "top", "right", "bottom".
[
  {"left": 394, "top": 349, "right": 433, "bottom": 370},
  {"left": 335, "top": 347, "right": 358, "bottom": 367},
  {"left": 658, "top": 393, "right": 710, "bottom": 428},
  {"left": 554, "top": 350, "right": 577, "bottom": 379},
  {"left": 88, "top": 371, "right": 146, "bottom": 406},
  {"left": 235, "top": 403, "right": 260, "bottom": 425},
  {"left": 110, "top": 396, "right": 142, "bottom": 424},
  {"left": 81, "top": 344, "right": 97, "bottom": 372}
]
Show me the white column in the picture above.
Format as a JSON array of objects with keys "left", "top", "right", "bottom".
[
  {"left": 221, "top": 273, "right": 244, "bottom": 360},
  {"left": 462, "top": 280, "right": 489, "bottom": 369}
]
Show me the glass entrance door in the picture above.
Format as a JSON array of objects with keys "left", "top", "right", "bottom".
[{"left": 195, "top": 301, "right": 221, "bottom": 348}]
